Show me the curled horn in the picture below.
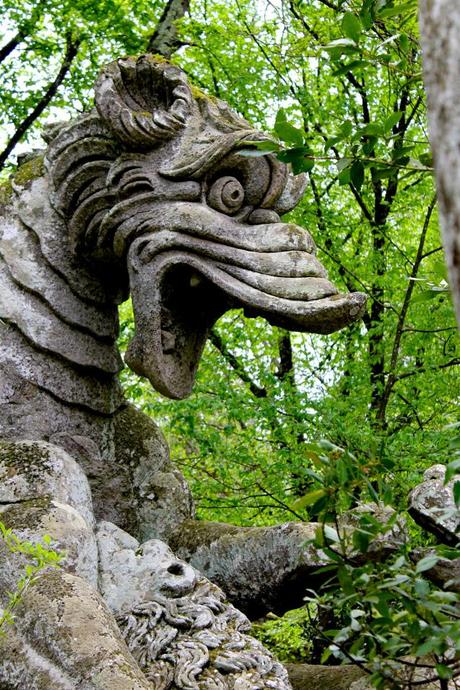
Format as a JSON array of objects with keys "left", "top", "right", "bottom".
[{"left": 95, "top": 55, "right": 192, "bottom": 147}]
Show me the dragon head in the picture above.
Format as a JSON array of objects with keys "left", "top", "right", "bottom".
[{"left": 46, "top": 55, "right": 366, "bottom": 399}]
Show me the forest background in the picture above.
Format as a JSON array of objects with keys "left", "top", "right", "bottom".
[{"left": 0, "top": 0, "right": 459, "bottom": 679}]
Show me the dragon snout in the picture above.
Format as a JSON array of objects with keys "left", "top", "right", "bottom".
[{"left": 124, "top": 209, "right": 366, "bottom": 400}]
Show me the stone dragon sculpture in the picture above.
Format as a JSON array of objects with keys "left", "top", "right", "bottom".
[{"left": 0, "top": 55, "right": 366, "bottom": 687}]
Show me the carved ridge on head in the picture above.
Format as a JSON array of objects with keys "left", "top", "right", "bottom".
[{"left": 95, "top": 55, "right": 193, "bottom": 147}]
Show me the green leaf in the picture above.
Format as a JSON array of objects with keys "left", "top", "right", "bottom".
[
  {"left": 238, "top": 140, "right": 280, "bottom": 157},
  {"left": 435, "top": 664, "right": 454, "bottom": 680},
  {"left": 415, "top": 554, "right": 439, "bottom": 573},
  {"left": 324, "top": 525, "right": 340, "bottom": 542},
  {"left": 412, "top": 288, "right": 446, "bottom": 305},
  {"left": 274, "top": 109, "right": 304, "bottom": 146},
  {"left": 454, "top": 480, "right": 460, "bottom": 507},
  {"left": 340, "top": 120, "right": 353, "bottom": 137},
  {"left": 384, "top": 111, "right": 403, "bottom": 133},
  {"left": 338, "top": 167, "right": 351, "bottom": 185},
  {"left": 324, "top": 38, "right": 358, "bottom": 57},
  {"left": 336, "top": 158, "right": 352, "bottom": 173},
  {"left": 445, "top": 459, "right": 460, "bottom": 482},
  {"left": 378, "top": 2, "right": 416, "bottom": 19},
  {"left": 332, "top": 60, "right": 368, "bottom": 77},
  {"left": 350, "top": 160, "right": 364, "bottom": 190},
  {"left": 341, "top": 12, "right": 362, "bottom": 43},
  {"left": 238, "top": 148, "right": 277, "bottom": 157},
  {"left": 359, "top": 7, "right": 373, "bottom": 30},
  {"left": 292, "top": 488, "right": 327, "bottom": 511},
  {"left": 359, "top": 123, "right": 383, "bottom": 137},
  {"left": 418, "top": 152, "right": 433, "bottom": 167},
  {"left": 352, "top": 529, "right": 370, "bottom": 553}
]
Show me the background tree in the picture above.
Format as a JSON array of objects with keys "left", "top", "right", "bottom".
[
  {"left": 119, "top": 0, "right": 459, "bottom": 525},
  {"left": 419, "top": 0, "right": 460, "bottom": 325},
  {"left": 0, "top": 0, "right": 190, "bottom": 172}
]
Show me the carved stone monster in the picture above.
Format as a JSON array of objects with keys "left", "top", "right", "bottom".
[
  {"left": 47, "top": 54, "right": 366, "bottom": 400},
  {"left": 0, "top": 55, "right": 366, "bottom": 687}
]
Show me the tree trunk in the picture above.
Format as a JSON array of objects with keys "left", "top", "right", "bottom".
[
  {"left": 419, "top": 1, "right": 460, "bottom": 327},
  {"left": 147, "top": 0, "right": 190, "bottom": 57}
]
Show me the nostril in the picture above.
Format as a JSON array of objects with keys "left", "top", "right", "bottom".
[{"left": 167, "top": 562, "right": 184, "bottom": 576}]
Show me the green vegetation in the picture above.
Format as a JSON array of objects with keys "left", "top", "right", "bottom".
[
  {"left": 1, "top": 0, "right": 459, "bottom": 685},
  {"left": 0, "top": 522, "right": 61, "bottom": 632}
]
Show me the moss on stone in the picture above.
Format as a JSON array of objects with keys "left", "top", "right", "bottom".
[
  {"left": 0, "top": 442, "right": 52, "bottom": 483},
  {"left": 148, "top": 53, "right": 171, "bottom": 64},
  {"left": 190, "top": 84, "right": 219, "bottom": 104},
  {"left": 30, "top": 570, "right": 75, "bottom": 602},
  {"left": 285, "top": 663, "right": 366, "bottom": 690},
  {"left": 169, "top": 519, "right": 242, "bottom": 555},
  {"left": 1, "top": 496, "right": 52, "bottom": 531},
  {"left": 0, "top": 179, "right": 13, "bottom": 206},
  {"left": 13, "top": 155, "right": 45, "bottom": 188}
]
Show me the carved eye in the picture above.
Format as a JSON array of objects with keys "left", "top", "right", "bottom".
[{"left": 207, "top": 176, "right": 245, "bottom": 214}]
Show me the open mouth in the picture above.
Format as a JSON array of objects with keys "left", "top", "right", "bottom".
[{"left": 125, "top": 210, "right": 366, "bottom": 400}]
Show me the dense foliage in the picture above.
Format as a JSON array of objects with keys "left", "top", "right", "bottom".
[
  {"left": 1, "top": 0, "right": 459, "bottom": 683},
  {"left": 119, "top": 0, "right": 459, "bottom": 526}
]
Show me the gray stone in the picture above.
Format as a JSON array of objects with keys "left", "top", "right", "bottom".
[
  {"left": 409, "top": 464, "right": 459, "bottom": 545},
  {"left": 97, "top": 521, "right": 292, "bottom": 689},
  {"left": 114, "top": 403, "right": 194, "bottom": 542},
  {"left": 170, "top": 520, "right": 323, "bottom": 618},
  {"left": 285, "top": 663, "right": 366, "bottom": 690},
  {"left": 419, "top": 0, "right": 460, "bottom": 324},
  {"left": 0, "top": 571, "right": 153, "bottom": 690},
  {"left": 0, "top": 440, "right": 95, "bottom": 528},
  {"left": 0, "top": 498, "right": 98, "bottom": 586}
]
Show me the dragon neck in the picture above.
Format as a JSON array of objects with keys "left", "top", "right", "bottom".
[{"left": 0, "top": 172, "right": 124, "bottom": 453}]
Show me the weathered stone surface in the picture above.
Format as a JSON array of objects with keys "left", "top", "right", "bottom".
[
  {"left": 113, "top": 403, "right": 194, "bottom": 541},
  {"left": 0, "top": 258, "right": 121, "bottom": 374},
  {"left": 40, "top": 55, "right": 366, "bottom": 401},
  {"left": 0, "top": 321, "right": 123, "bottom": 413},
  {"left": 0, "top": 571, "right": 153, "bottom": 690},
  {"left": 170, "top": 520, "right": 323, "bottom": 618},
  {"left": 15, "top": 176, "right": 118, "bottom": 306},
  {"left": 1, "top": 499, "right": 97, "bottom": 586},
  {"left": 423, "top": 554, "right": 460, "bottom": 594},
  {"left": 0, "top": 213, "right": 117, "bottom": 338},
  {"left": 0, "top": 440, "right": 94, "bottom": 527},
  {"left": 286, "top": 660, "right": 460, "bottom": 690},
  {"left": 409, "top": 464, "right": 459, "bottom": 545},
  {"left": 285, "top": 663, "right": 366, "bottom": 690},
  {"left": 170, "top": 504, "right": 408, "bottom": 619},
  {"left": 97, "top": 521, "right": 292, "bottom": 689},
  {"left": 0, "top": 441, "right": 98, "bottom": 587}
]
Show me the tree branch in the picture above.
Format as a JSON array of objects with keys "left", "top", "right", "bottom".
[
  {"left": 0, "top": 32, "right": 24, "bottom": 65},
  {"left": 276, "top": 330, "right": 294, "bottom": 382},
  {"left": 0, "top": 33, "right": 80, "bottom": 172},
  {"left": 209, "top": 328, "right": 267, "bottom": 398},
  {"left": 378, "top": 195, "right": 437, "bottom": 416},
  {"left": 395, "top": 357, "right": 460, "bottom": 383}
]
